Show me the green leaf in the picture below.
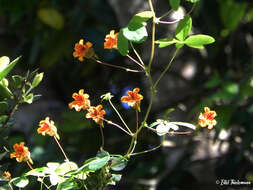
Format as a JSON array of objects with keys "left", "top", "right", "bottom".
[
  {"left": 122, "top": 25, "right": 148, "bottom": 43},
  {"left": 175, "top": 16, "right": 192, "bottom": 41},
  {"left": 56, "top": 162, "right": 78, "bottom": 175},
  {"left": 0, "top": 101, "right": 8, "bottom": 114},
  {"left": 0, "top": 115, "right": 8, "bottom": 123},
  {"left": 128, "top": 11, "right": 153, "bottom": 30},
  {"left": 110, "top": 156, "right": 128, "bottom": 171},
  {"left": 220, "top": 0, "right": 246, "bottom": 30},
  {"left": 0, "top": 56, "right": 20, "bottom": 82},
  {"left": 0, "top": 184, "right": 12, "bottom": 190},
  {"left": 184, "top": 34, "right": 215, "bottom": 49},
  {"left": 169, "top": 0, "right": 180, "bottom": 10},
  {"left": 37, "top": 8, "right": 64, "bottom": 30},
  {"left": 0, "top": 84, "right": 13, "bottom": 99},
  {"left": 11, "top": 75, "right": 23, "bottom": 89},
  {"left": 25, "top": 167, "right": 47, "bottom": 177},
  {"left": 156, "top": 38, "right": 177, "bottom": 48},
  {"left": 224, "top": 82, "right": 239, "bottom": 95},
  {"left": 118, "top": 29, "right": 129, "bottom": 56},
  {"left": 31, "top": 72, "right": 43, "bottom": 89},
  {"left": 175, "top": 43, "right": 184, "bottom": 49},
  {"left": 56, "top": 178, "right": 78, "bottom": 190},
  {"left": 11, "top": 176, "right": 29, "bottom": 188},
  {"left": 204, "top": 72, "right": 222, "bottom": 88},
  {"left": 23, "top": 93, "right": 33, "bottom": 104}
]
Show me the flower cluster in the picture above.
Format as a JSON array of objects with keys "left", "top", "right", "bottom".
[
  {"left": 10, "top": 142, "right": 33, "bottom": 164},
  {"left": 69, "top": 89, "right": 106, "bottom": 126},
  {"left": 73, "top": 30, "right": 118, "bottom": 62},
  {"left": 198, "top": 107, "right": 217, "bottom": 129}
]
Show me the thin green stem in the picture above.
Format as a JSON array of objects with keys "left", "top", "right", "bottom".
[
  {"left": 129, "top": 143, "right": 162, "bottom": 156},
  {"left": 136, "top": 109, "right": 139, "bottom": 132},
  {"left": 130, "top": 42, "right": 145, "bottom": 66},
  {"left": 158, "top": 10, "right": 172, "bottom": 19},
  {"left": 93, "top": 58, "right": 143, "bottom": 73},
  {"left": 53, "top": 136, "right": 69, "bottom": 161},
  {"left": 154, "top": 48, "right": 180, "bottom": 88},
  {"left": 147, "top": 0, "right": 156, "bottom": 72},
  {"left": 99, "top": 125, "right": 105, "bottom": 149},
  {"left": 108, "top": 99, "right": 132, "bottom": 134}
]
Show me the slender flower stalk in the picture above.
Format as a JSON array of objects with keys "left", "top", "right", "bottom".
[
  {"left": 157, "top": 19, "right": 180, "bottom": 24},
  {"left": 108, "top": 99, "right": 132, "bottom": 134},
  {"left": 26, "top": 161, "right": 34, "bottom": 170},
  {"left": 99, "top": 126, "right": 105, "bottom": 149},
  {"left": 93, "top": 58, "right": 143, "bottom": 73},
  {"left": 130, "top": 42, "right": 145, "bottom": 66},
  {"left": 127, "top": 54, "right": 145, "bottom": 70},
  {"left": 102, "top": 118, "right": 132, "bottom": 136},
  {"left": 53, "top": 136, "right": 69, "bottom": 161}
]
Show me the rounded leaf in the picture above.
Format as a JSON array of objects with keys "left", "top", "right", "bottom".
[
  {"left": 184, "top": 34, "right": 215, "bottom": 49},
  {"left": 122, "top": 26, "right": 148, "bottom": 43}
]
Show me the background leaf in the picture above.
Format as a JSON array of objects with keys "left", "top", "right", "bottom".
[{"left": 169, "top": 0, "right": 181, "bottom": 10}]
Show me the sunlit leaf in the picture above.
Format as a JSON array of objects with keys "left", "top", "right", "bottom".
[
  {"left": 0, "top": 56, "right": 20, "bottom": 82},
  {"left": 122, "top": 26, "right": 148, "bottom": 43},
  {"left": 128, "top": 11, "right": 153, "bottom": 30},
  {"left": 175, "top": 16, "right": 192, "bottom": 41},
  {"left": 31, "top": 72, "right": 43, "bottom": 89},
  {"left": 184, "top": 34, "right": 215, "bottom": 49},
  {"left": 11, "top": 176, "right": 29, "bottom": 188}
]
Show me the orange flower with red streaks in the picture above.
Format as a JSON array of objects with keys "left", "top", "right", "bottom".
[
  {"left": 2, "top": 171, "right": 11, "bottom": 180},
  {"left": 198, "top": 107, "right": 217, "bottom": 129},
  {"left": 86, "top": 105, "right": 106, "bottom": 126},
  {"left": 121, "top": 88, "right": 143, "bottom": 112},
  {"left": 104, "top": 30, "right": 118, "bottom": 49},
  {"left": 38, "top": 117, "right": 60, "bottom": 139},
  {"left": 69, "top": 89, "right": 90, "bottom": 111},
  {"left": 73, "top": 39, "right": 95, "bottom": 61},
  {"left": 10, "top": 142, "right": 33, "bottom": 164}
]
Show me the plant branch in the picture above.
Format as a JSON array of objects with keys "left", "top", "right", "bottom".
[
  {"left": 108, "top": 99, "right": 132, "bottom": 134},
  {"left": 127, "top": 54, "right": 145, "bottom": 70},
  {"left": 154, "top": 48, "right": 180, "bottom": 88}
]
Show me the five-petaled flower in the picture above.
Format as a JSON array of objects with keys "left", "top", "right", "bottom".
[
  {"left": 198, "top": 107, "right": 217, "bottom": 129},
  {"left": 86, "top": 105, "right": 106, "bottom": 126},
  {"left": 69, "top": 89, "right": 90, "bottom": 111},
  {"left": 2, "top": 171, "right": 11, "bottom": 180},
  {"left": 121, "top": 88, "right": 143, "bottom": 112},
  {"left": 38, "top": 117, "right": 60, "bottom": 139},
  {"left": 104, "top": 30, "right": 118, "bottom": 49},
  {"left": 10, "top": 142, "right": 33, "bottom": 164},
  {"left": 73, "top": 39, "right": 95, "bottom": 61}
]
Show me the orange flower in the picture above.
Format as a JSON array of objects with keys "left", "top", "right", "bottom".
[
  {"left": 198, "top": 107, "right": 217, "bottom": 129},
  {"left": 69, "top": 89, "right": 90, "bottom": 111},
  {"left": 86, "top": 105, "right": 106, "bottom": 126},
  {"left": 38, "top": 117, "right": 60, "bottom": 139},
  {"left": 10, "top": 142, "right": 33, "bottom": 164},
  {"left": 121, "top": 88, "right": 143, "bottom": 112},
  {"left": 104, "top": 30, "right": 118, "bottom": 49},
  {"left": 73, "top": 39, "right": 95, "bottom": 61},
  {"left": 2, "top": 171, "right": 11, "bottom": 180}
]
